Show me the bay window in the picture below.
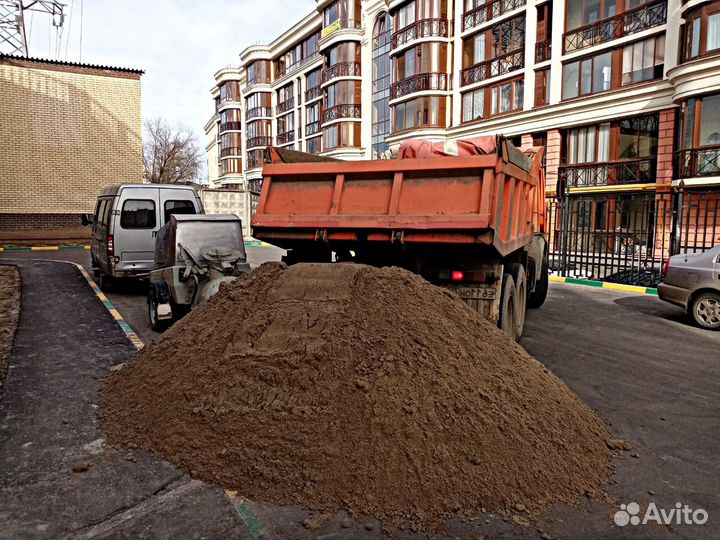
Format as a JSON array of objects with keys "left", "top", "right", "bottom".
[
  {"left": 681, "top": 3, "right": 720, "bottom": 62},
  {"left": 676, "top": 93, "right": 720, "bottom": 177},
  {"left": 393, "top": 95, "right": 446, "bottom": 131},
  {"left": 323, "top": 122, "right": 360, "bottom": 149}
]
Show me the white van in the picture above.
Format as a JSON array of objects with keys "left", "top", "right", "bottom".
[{"left": 89, "top": 184, "right": 204, "bottom": 289}]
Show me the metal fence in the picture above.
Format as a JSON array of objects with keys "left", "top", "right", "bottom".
[{"left": 547, "top": 187, "right": 720, "bottom": 287}]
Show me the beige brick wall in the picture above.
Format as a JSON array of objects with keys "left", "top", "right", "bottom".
[{"left": 0, "top": 58, "right": 142, "bottom": 216}]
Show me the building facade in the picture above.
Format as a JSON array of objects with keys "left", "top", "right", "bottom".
[
  {"left": 207, "top": 0, "right": 720, "bottom": 282},
  {"left": 0, "top": 54, "right": 143, "bottom": 242}
]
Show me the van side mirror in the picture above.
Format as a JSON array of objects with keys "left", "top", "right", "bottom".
[{"left": 81, "top": 214, "right": 93, "bottom": 227}]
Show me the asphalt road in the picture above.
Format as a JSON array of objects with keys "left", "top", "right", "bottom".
[{"left": 1, "top": 250, "right": 719, "bottom": 539}]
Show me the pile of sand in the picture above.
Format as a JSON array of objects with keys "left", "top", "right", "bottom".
[{"left": 101, "top": 262, "right": 613, "bottom": 533}]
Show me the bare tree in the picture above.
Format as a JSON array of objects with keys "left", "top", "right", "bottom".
[{"left": 143, "top": 118, "right": 203, "bottom": 184}]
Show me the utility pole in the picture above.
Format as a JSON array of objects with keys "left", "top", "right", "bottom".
[{"left": 0, "top": 0, "right": 65, "bottom": 57}]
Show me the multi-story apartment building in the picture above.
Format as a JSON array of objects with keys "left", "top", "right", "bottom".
[{"left": 207, "top": 0, "right": 720, "bottom": 283}]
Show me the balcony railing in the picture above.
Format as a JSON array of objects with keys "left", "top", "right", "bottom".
[
  {"left": 219, "top": 121, "right": 242, "bottom": 133},
  {"left": 322, "top": 103, "right": 361, "bottom": 124},
  {"left": 246, "top": 136, "right": 273, "bottom": 149},
  {"left": 306, "top": 120, "right": 321, "bottom": 136},
  {"left": 320, "top": 61, "right": 361, "bottom": 84},
  {"left": 219, "top": 147, "right": 242, "bottom": 158},
  {"left": 535, "top": 39, "right": 551, "bottom": 63},
  {"left": 461, "top": 49, "right": 524, "bottom": 86},
  {"left": 390, "top": 73, "right": 449, "bottom": 99},
  {"left": 246, "top": 106, "right": 272, "bottom": 120},
  {"left": 277, "top": 97, "right": 294, "bottom": 115},
  {"left": 563, "top": 0, "right": 667, "bottom": 54},
  {"left": 276, "top": 131, "right": 295, "bottom": 145},
  {"left": 462, "top": 0, "right": 526, "bottom": 32},
  {"left": 675, "top": 146, "right": 720, "bottom": 178},
  {"left": 306, "top": 85, "right": 322, "bottom": 101},
  {"left": 391, "top": 18, "right": 450, "bottom": 49},
  {"left": 559, "top": 158, "right": 658, "bottom": 188},
  {"left": 276, "top": 52, "right": 321, "bottom": 78}
]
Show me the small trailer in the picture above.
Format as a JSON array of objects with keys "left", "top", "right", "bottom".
[
  {"left": 147, "top": 214, "right": 250, "bottom": 331},
  {"left": 252, "top": 137, "right": 548, "bottom": 339}
]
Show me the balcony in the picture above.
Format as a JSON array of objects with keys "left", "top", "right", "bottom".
[
  {"left": 246, "top": 106, "right": 272, "bottom": 120},
  {"left": 391, "top": 18, "right": 450, "bottom": 49},
  {"left": 220, "top": 147, "right": 242, "bottom": 158},
  {"left": 277, "top": 97, "right": 294, "bottom": 115},
  {"left": 306, "top": 120, "right": 321, "bottom": 136},
  {"left": 461, "top": 49, "right": 524, "bottom": 86},
  {"left": 276, "top": 131, "right": 295, "bottom": 145},
  {"left": 462, "top": 0, "right": 526, "bottom": 32},
  {"left": 675, "top": 146, "right": 720, "bottom": 178},
  {"left": 390, "top": 73, "right": 449, "bottom": 99},
  {"left": 322, "top": 103, "right": 361, "bottom": 124},
  {"left": 276, "top": 52, "right": 321, "bottom": 78},
  {"left": 559, "top": 158, "right": 657, "bottom": 189},
  {"left": 535, "top": 39, "right": 551, "bottom": 63},
  {"left": 563, "top": 0, "right": 667, "bottom": 54},
  {"left": 320, "top": 61, "right": 361, "bottom": 85},
  {"left": 247, "top": 136, "right": 273, "bottom": 149},
  {"left": 219, "top": 121, "right": 242, "bottom": 133},
  {"left": 306, "top": 85, "right": 322, "bottom": 102}
]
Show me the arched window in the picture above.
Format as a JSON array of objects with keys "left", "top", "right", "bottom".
[{"left": 372, "top": 12, "right": 392, "bottom": 159}]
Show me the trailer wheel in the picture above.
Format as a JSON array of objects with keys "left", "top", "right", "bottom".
[
  {"left": 498, "top": 273, "right": 518, "bottom": 340},
  {"left": 98, "top": 273, "right": 113, "bottom": 293},
  {"left": 507, "top": 263, "right": 527, "bottom": 339},
  {"left": 527, "top": 256, "right": 549, "bottom": 309},
  {"left": 148, "top": 289, "right": 170, "bottom": 332}
]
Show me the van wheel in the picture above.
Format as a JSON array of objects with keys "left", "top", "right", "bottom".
[
  {"left": 498, "top": 273, "right": 518, "bottom": 340},
  {"left": 528, "top": 256, "right": 549, "bottom": 309},
  {"left": 148, "top": 290, "right": 170, "bottom": 332},
  {"left": 507, "top": 263, "right": 527, "bottom": 338},
  {"left": 98, "top": 273, "right": 113, "bottom": 292},
  {"left": 690, "top": 292, "right": 720, "bottom": 330}
]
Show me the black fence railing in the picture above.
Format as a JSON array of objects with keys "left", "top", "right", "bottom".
[
  {"left": 219, "top": 121, "right": 242, "bottom": 133},
  {"left": 546, "top": 187, "right": 720, "bottom": 287},
  {"left": 563, "top": 0, "right": 667, "bottom": 53},
  {"left": 276, "top": 131, "right": 295, "bottom": 145},
  {"left": 675, "top": 146, "right": 720, "bottom": 178},
  {"left": 306, "top": 85, "right": 322, "bottom": 102},
  {"left": 559, "top": 158, "right": 657, "bottom": 189},
  {"left": 246, "top": 136, "right": 272, "bottom": 149},
  {"left": 320, "top": 62, "right": 361, "bottom": 85},
  {"left": 391, "top": 18, "right": 450, "bottom": 49},
  {"left": 246, "top": 106, "right": 271, "bottom": 120},
  {"left": 462, "top": 0, "right": 526, "bottom": 31},
  {"left": 390, "top": 73, "right": 449, "bottom": 99},
  {"left": 461, "top": 49, "right": 524, "bottom": 86},
  {"left": 322, "top": 103, "right": 361, "bottom": 124},
  {"left": 305, "top": 120, "right": 321, "bottom": 136}
]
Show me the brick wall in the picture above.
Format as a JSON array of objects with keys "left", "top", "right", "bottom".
[
  {"left": 657, "top": 108, "right": 676, "bottom": 185},
  {"left": 545, "top": 129, "right": 562, "bottom": 193},
  {"left": 0, "top": 58, "right": 142, "bottom": 220}
]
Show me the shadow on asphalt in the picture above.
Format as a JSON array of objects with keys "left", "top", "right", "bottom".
[{"left": 612, "top": 295, "right": 692, "bottom": 327}]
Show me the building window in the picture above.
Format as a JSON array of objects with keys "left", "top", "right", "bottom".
[
  {"left": 621, "top": 35, "right": 664, "bottom": 86},
  {"left": 220, "top": 159, "right": 242, "bottom": 176},
  {"left": 565, "top": 0, "right": 618, "bottom": 32},
  {"left": 323, "top": 0, "right": 361, "bottom": 29},
  {"left": 490, "top": 78, "right": 523, "bottom": 115},
  {"left": 219, "top": 81, "right": 241, "bottom": 103},
  {"left": 676, "top": 93, "right": 720, "bottom": 177},
  {"left": 461, "top": 15, "right": 525, "bottom": 85},
  {"left": 323, "top": 122, "right": 360, "bottom": 149},
  {"left": 247, "top": 149, "right": 264, "bottom": 169},
  {"left": 462, "top": 88, "right": 485, "bottom": 122},
  {"left": 275, "top": 31, "right": 320, "bottom": 76},
  {"left": 535, "top": 68, "right": 550, "bottom": 106},
  {"left": 372, "top": 12, "right": 392, "bottom": 159},
  {"left": 681, "top": 3, "right": 720, "bottom": 63},
  {"left": 246, "top": 60, "right": 271, "bottom": 86},
  {"left": 618, "top": 115, "right": 659, "bottom": 159},
  {"left": 276, "top": 83, "right": 294, "bottom": 113},
  {"left": 393, "top": 95, "right": 446, "bottom": 131},
  {"left": 563, "top": 51, "right": 612, "bottom": 99},
  {"left": 307, "top": 136, "right": 322, "bottom": 154}
]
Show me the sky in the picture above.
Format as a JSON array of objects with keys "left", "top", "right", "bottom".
[{"left": 25, "top": 0, "right": 315, "bottom": 179}]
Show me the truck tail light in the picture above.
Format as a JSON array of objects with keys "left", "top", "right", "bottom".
[
  {"left": 451, "top": 271, "right": 464, "bottom": 281},
  {"left": 107, "top": 235, "right": 114, "bottom": 257},
  {"left": 663, "top": 258, "right": 670, "bottom": 278}
]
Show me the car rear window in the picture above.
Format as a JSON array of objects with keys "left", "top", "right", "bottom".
[
  {"left": 120, "top": 199, "right": 156, "bottom": 229},
  {"left": 164, "top": 200, "right": 196, "bottom": 223}
]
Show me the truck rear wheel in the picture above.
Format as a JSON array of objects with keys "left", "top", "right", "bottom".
[
  {"left": 498, "top": 273, "right": 518, "bottom": 340},
  {"left": 527, "top": 256, "right": 549, "bottom": 309},
  {"left": 507, "top": 263, "right": 526, "bottom": 339}
]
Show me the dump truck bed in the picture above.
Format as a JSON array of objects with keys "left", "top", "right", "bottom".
[{"left": 252, "top": 138, "right": 545, "bottom": 258}]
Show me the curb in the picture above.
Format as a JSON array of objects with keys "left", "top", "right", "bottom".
[
  {"left": 73, "top": 264, "right": 145, "bottom": 350},
  {"left": 1, "top": 242, "right": 274, "bottom": 252},
  {"left": 0, "top": 245, "right": 90, "bottom": 252},
  {"left": 550, "top": 275, "right": 658, "bottom": 296}
]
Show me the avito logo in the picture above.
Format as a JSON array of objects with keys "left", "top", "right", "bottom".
[{"left": 614, "top": 502, "right": 708, "bottom": 527}]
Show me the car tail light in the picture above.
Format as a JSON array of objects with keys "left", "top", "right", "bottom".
[
  {"left": 663, "top": 258, "right": 670, "bottom": 278},
  {"left": 451, "top": 271, "right": 464, "bottom": 281},
  {"left": 107, "top": 235, "right": 114, "bottom": 256}
]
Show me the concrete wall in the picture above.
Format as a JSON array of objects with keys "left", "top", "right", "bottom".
[{"left": 200, "top": 188, "right": 254, "bottom": 238}]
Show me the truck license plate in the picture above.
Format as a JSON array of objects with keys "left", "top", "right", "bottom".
[{"left": 448, "top": 285, "right": 496, "bottom": 301}]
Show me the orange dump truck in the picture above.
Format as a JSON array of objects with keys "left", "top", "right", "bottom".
[{"left": 252, "top": 137, "right": 548, "bottom": 339}]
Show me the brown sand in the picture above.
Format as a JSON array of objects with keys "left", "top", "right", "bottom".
[{"left": 101, "top": 262, "right": 613, "bottom": 533}]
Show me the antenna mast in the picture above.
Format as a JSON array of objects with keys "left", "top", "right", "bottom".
[{"left": 0, "top": 0, "right": 65, "bottom": 57}]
